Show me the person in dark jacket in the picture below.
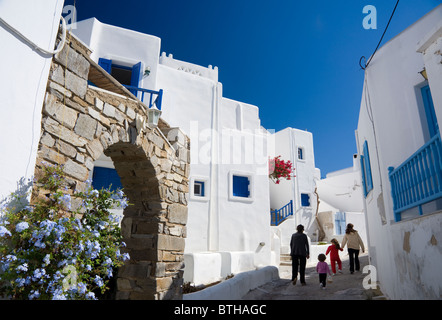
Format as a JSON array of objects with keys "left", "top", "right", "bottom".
[{"left": 290, "top": 224, "right": 310, "bottom": 285}]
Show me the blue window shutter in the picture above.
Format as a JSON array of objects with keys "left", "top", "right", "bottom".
[
  {"left": 233, "top": 175, "right": 250, "bottom": 197},
  {"left": 421, "top": 85, "right": 439, "bottom": 138},
  {"left": 92, "top": 167, "right": 123, "bottom": 192},
  {"left": 301, "top": 193, "right": 310, "bottom": 207},
  {"left": 363, "top": 141, "right": 373, "bottom": 194},
  {"left": 360, "top": 155, "right": 367, "bottom": 196},
  {"left": 98, "top": 58, "right": 112, "bottom": 74},
  {"left": 130, "top": 62, "right": 142, "bottom": 97}
]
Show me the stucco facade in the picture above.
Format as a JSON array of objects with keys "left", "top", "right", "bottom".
[{"left": 356, "top": 5, "right": 442, "bottom": 299}]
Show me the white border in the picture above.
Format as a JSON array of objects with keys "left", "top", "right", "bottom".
[{"left": 190, "top": 176, "right": 210, "bottom": 202}]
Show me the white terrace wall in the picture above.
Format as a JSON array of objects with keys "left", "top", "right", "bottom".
[
  {"left": 356, "top": 5, "right": 442, "bottom": 299},
  {"left": 0, "top": 0, "right": 64, "bottom": 200}
]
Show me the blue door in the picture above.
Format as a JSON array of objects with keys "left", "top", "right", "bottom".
[
  {"left": 335, "top": 212, "right": 346, "bottom": 235},
  {"left": 421, "top": 85, "right": 438, "bottom": 138},
  {"left": 92, "top": 167, "right": 123, "bottom": 191}
]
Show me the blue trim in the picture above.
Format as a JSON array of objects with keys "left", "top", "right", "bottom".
[
  {"left": 130, "top": 62, "right": 142, "bottom": 97},
  {"left": 232, "top": 175, "right": 250, "bottom": 198},
  {"left": 98, "top": 58, "right": 112, "bottom": 74},
  {"left": 301, "top": 193, "right": 310, "bottom": 207},
  {"left": 361, "top": 141, "right": 373, "bottom": 197},
  {"left": 421, "top": 85, "right": 439, "bottom": 138},
  {"left": 194, "top": 181, "right": 205, "bottom": 197}
]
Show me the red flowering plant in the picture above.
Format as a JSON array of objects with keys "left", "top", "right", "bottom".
[{"left": 269, "top": 156, "right": 295, "bottom": 184}]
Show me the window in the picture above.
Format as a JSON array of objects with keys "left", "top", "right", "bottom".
[
  {"left": 229, "top": 171, "right": 254, "bottom": 202},
  {"left": 360, "top": 140, "right": 373, "bottom": 197},
  {"left": 301, "top": 193, "right": 310, "bottom": 207},
  {"left": 98, "top": 58, "right": 142, "bottom": 97},
  {"left": 335, "top": 212, "right": 346, "bottom": 235},
  {"left": 298, "top": 147, "right": 304, "bottom": 160},
  {"left": 92, "top": 167, "right": 123, "bottom": 192},
  {"left": 233, "top": 175, "right": 250, "bottom": 198},
  {"left": 194, "top": 181, "right": 205, "bottom": 197},
  {"left": 190, "top": 176, "right": 209, "bottom": 201}
]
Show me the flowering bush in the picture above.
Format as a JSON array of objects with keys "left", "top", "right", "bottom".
[
  {"left": 269, "top": 156, "right": 295, "bottom": 184},
  {"left": 0, "top": 163, "right": 130, "bottom": 300}
]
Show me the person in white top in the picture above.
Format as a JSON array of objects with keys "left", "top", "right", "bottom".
[{"left": 341, "top": 223, "right": 365, "bottom": 274}]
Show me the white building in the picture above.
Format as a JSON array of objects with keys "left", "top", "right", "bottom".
[
  {"left": 316, "top": 154, "right": 366, "bottom": 245},
  {"left": 268, "top": 128, "right": 321, "bottom": 257},
  {"left": 356, "top": 5, "right": 442, "bottom": 299},
  {"left": 0, "top": 0, "right": 64, "bottom": 200},
  {"left": 72, "top": 18, "right": 273, "bottom": 286}
]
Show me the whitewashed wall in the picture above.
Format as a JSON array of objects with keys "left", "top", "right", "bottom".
[
  {"left": 356, "top": 5, "right": 442, "bottom": 299},
  {"left": 0, "top": 0, "right": 64, "bottom": 200},
  {"left": 73, "top": 18, "right": 273, "bottom": 285},
  {"left": 316, "top": 155, "right": 366, "bottom": 245},
  {"left": 269, "top": 128, "right": 319, "bottom": 254}
]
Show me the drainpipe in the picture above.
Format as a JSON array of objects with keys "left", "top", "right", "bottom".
[
  {"left": 208, "top": 82, "right": 220, "bottom": 252},
  {"left": 290, "top": 129, "right": 299, "bottom": 226}
]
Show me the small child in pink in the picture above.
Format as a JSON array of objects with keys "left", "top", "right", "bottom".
[{"left": 316, "top": 254, "right": 332, "bottom": 289}]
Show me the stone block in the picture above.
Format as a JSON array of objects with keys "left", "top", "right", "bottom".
[
  {"left": 157, "top": 234, "right": 185, "bottom": 252},
  {"left": 103, "top": 103, "right": 116, "bottom": 118},
  {"left": 55, "top": 140, "right": 77, "bottom": 158},
  {"left": 43, "top": 117, "right": 87, "bottom": 147},
  {"left": 63, "top": 159, "right": 88, "bottom": 181},
  {"left": 167, "top": 203, "right": 188, "bottom": 225},
  {"left": 74, "top": 114, "right": 97, "bottom": 141},
  {"left": 85, "top": 139, "right": 104, "bottom": 160},
  {"left": 44, "top": 93, "right": 78, "bottom": 130},
  {"left": 54, "top": 44, "right": 90, "bottom": 79},
  {"left": 50, "top": 63, "right": 64, "bottom": 85},
  {"left": 49, "top": 81, "right": 72, "bottom": 98},
  {"left": 65, "top": 70, "right": 87, "bottom": 98},
  {"left": 119, "top": 263, "right": 151, "bottom": 280},
  {"left": 95, "top": 98, "right": 104, "bottom": 111}
]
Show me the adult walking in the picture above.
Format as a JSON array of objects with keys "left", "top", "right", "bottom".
[
  {"left": 290, "top": 224, "right": 310, "bottom": 285},
  {"left": 341, "top": 223, "right": 365, "bottom": 274}
]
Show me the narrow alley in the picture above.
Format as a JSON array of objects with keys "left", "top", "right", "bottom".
[{"left": 242, "top": 253, "right": 385, "bottom": 300}]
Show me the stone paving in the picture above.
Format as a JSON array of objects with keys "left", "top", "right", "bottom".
[{"left": 243, "top": 253, "right": 385, "bottom": 300}]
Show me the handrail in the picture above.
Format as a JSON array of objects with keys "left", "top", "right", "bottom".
[
  {"left": 122, "top": 85, "right": 163, "bottom": 111},
  {"left": 271, "top": 200, "right": 293, "bottom": 226},
  {"left": 388, "top": 132, "right": 442, "bottom": 221}
]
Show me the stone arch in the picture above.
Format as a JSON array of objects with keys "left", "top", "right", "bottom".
[{"left": 33, "top": 32, "right": 190, "bottom": 300}]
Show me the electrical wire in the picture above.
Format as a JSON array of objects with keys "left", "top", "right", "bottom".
[
  {"left": 0, "top": 15, "right": 66, "bottom": 55},
  {"left": 360, "top": 0, "right": 400, "bottom": 70}
]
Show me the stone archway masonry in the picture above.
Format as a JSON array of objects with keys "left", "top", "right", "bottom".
[{"left": 33, "top": 32, "right": 190, "bottom": 300}]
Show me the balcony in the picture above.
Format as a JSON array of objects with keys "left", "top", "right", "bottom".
[
  {"left": 123, "top": 85, "right": 163, "bottom": 111},
  {"left": 388, "top": 132, "right": 442, "bottom": 221}
]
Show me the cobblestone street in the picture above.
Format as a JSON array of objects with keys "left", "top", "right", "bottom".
[{"left": 243, "top": 253, "right": 385, "bottom": 300}]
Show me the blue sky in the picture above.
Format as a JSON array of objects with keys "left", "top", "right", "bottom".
[{"left": 65, "top": 0, "right": 440, "bottom": 177}]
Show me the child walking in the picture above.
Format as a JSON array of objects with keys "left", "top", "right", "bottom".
[
  {"left": 326, "top": 238, "right": 343, "bottom": 275},
  {"left": 316, "top": 254, "right": 332, "bottom": 289}
]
